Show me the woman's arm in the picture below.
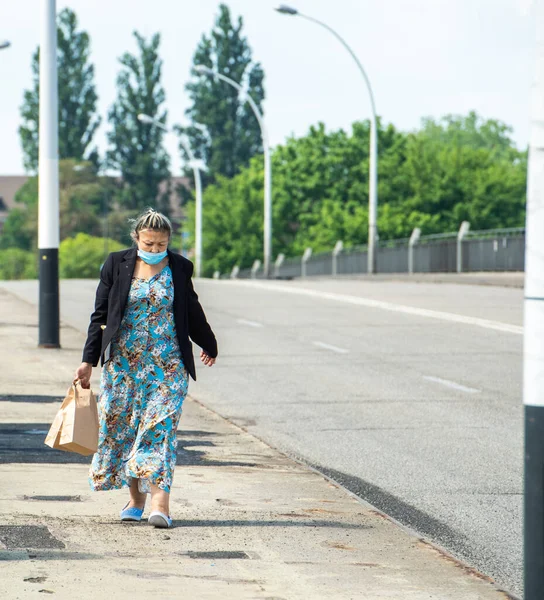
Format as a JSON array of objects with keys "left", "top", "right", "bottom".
[
  {"left": 186, "top": 262, "right": 218, "bottom": 361},
  {"left": 81, "top": 254, "right": 114, "bottom": 367}
]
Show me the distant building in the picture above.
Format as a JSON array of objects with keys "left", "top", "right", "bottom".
[
  {"left": 0, "top": 176, "right": 29, "bottom": 233},
  {"left": 0, "top": 175, "right": 190, "bottom": 235}
]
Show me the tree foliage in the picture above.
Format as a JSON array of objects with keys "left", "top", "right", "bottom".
[
  {"left": 0, "top": 160, "right": 117, "bottom": 253},
  {"left": 0, "top": 248, "right": 38, "bottom": 280},
  {"left": 59, "top": 233, "right": 124, "bottom": 279},
  {"left": 183, "top": 112, "right": 526, "bottom": 275},
  {"left": 180, "top": 4, "right": 265, "bottom": 185},
  {"left": 19, "top": 8, "right": 100, "bottom": 172},
  {"left": 107, "top": 32, "right": 170, "bottom": 214}
]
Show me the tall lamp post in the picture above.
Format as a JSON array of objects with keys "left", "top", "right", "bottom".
[
  {"left": 524, "top": 2, "right": 544, "bottom": 597},
  {"left": 275, "top": 4, "right": 378, "bottom": 274},
  {"left": 38, "top": 0, "right": 60, "bottom": 348},
  {"left": 138, "top": 114, "right": 205, "bottom": 277},
  {"left": 194, "top": 64, "right": 273, "bottom": 279}
]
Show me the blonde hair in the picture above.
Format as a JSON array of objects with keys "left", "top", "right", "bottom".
[{"left": 130, "top": 208, "right": 173, "bottom": 244}]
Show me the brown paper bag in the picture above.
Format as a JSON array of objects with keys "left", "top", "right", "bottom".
[{"left": 45, "top": 381, "right": 99, "bottom": 456}]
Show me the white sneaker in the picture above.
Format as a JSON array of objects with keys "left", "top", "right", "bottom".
[{"left": 148, "top": 511, "right": 172, "bottom": 528}]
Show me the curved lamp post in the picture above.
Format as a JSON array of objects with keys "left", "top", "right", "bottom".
[
  {"left": 138, "top": 113, "right": 205, "bottom": 278},
  {"left": 194, "top": 64, "right": 273, "bottom": 278},
  {"left": 275, "top": 4, "right": 378, "bottom": 274},
  {"left": 0, "top": 41, "right": 11, "bottom": 50}
]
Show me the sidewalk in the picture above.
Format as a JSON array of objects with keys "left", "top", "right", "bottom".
[
  {"left": 327, "top": 272, "right": 524, "bottom": 288},
  {"left": 0, "top": 287, "right": 515, "bottom": 600}
]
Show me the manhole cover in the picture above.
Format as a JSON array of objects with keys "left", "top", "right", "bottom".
[
  {"left": 0, "top": 526, "right": 65, "bottom": 549},
  {"left": 187, "top": 551, "right": 250, "bottom": 560},
  {"left": 23, "top": 495, "right": 82, "bottom": 502}
]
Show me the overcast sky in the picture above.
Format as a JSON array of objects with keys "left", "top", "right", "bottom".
[{"left": 0, "top": 0, "right": 536, "bottom": 175}]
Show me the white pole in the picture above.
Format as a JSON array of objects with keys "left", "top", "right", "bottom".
[
  {"left": 38, "top": 0, "right": 60, "bottom": 348},
  {"left": 194, "top": 163, "right": 203, "bottom": 278},
  {"left": 456, "top": 221, "right": 470, "bottom": 274},
  {"left": 275, "top": 8, "right": 378, "bottom": 274},
  {"left": 408, "top": 227, "right": 421, "bottom": 274},
  {"left": 524, "top": 2, "right": 544, "bottom": 596},
  {"left": 196, "top": 67, "right": 272, "bottom": 278}
]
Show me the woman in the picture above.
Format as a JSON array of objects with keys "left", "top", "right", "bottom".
[{"left": 75, "top": 208, "right": 217, "bottom": 529}]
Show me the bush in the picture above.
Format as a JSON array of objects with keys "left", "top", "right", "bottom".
[
  {"left": 0, "top": 248, "right": 38, "bottom": 280},
  {"left": 60, "top": 233, "right": 125, "bottom": 278}
]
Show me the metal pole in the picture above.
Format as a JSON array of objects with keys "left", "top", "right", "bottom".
[
  {"left": 103, "top": 190, "right": 109, "bottom": 262},
  {"left": 408, "top": 228, "right": 421, "bottom": 274},
  {"left": 195, "top": 67, "right": 272, "bottom": 278},
  {"left": 456, "top": 221, "right": 470, "bottom": 274},
  {"left": 524, "top": 3, "right": 544, "bottom": 596},
  {"left": 38, "top": 0, "right": 60, "bottom": 348},
  {"left": 275, "top": 7, "right": 378, "bottom": 274}
]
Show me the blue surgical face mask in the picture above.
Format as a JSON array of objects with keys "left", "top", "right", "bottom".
[{"left": 137, "top": 249, "right": 168, "bottom": 265}]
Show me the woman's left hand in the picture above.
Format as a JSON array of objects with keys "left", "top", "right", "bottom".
[{"left": 200, "top": 351, "right": 216, "bottom": 367}]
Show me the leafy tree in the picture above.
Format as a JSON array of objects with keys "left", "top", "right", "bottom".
[
  {"left": 59, "top": 233, "right": 124, "bottom": 278},
  {"left": 0, "top": 178, "right": 39, "bottom": 251},
  {"left": 0, "top": 161, "right": 119, "bottom": 252},
  {"left": 0, "top": 248, "right": 38, "bottom": 280},
  {"left": 19, "top": 8, "right": 100, "bottom": 172},
  {"left": 107, "top": 32, "right": 170, "bottom": 214},
  {"left": 181, "top": 4, "right": 265, "bottom": 184},
  {"left": 183, "top": 112, "right": 526, "bottom": 274}
]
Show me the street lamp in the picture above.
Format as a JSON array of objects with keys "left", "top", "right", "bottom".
[
  {"left": 275, "top": 4, "right": 379, "bottom": 275},
  {"left": 138, "top": 113, "right": 205, "bottom": 277},
  {"left": 0, "top": 41, "right": 11, "bottom": 50},
  {"left": 194, "top": 64, "right": 273, "bottom": 279},
  {"left": 38, "top": 0, "right": 60, "bottom": 348}
]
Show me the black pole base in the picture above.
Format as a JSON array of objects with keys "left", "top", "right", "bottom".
[
  {"left": 524, "top": 404, "right": 544, "bottom": 599},
  {"left": 38, "top": 248, "right": 60, "bottom": 349}
]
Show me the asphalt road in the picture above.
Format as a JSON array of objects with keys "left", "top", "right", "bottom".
[{"left": 1, "top": 277, "right": 524, "bottom": 597}]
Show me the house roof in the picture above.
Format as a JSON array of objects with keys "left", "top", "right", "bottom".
[{"left": 0, "top": 176, "right": 30, "bottom": 217}]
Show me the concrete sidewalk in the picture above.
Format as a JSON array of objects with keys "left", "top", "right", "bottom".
[
  {"left": 0, "top": 288, "right": 514, "bottom": 600},
  {"left": 315, "top": 272, "right": 524, "bottom": 289}
]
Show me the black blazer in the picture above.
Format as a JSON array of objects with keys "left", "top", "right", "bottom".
[{"left": 82, "top": 248, "right": 217, "bottom": 381}]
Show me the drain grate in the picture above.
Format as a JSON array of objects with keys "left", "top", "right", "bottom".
[
  {"left": 187, "top": 551, "right": 250, "bottom": 560},
  {"left": 23, "top": 495, "right": 82, "bottom": 502},
  {"left": 0, "top": 526, "right": 65, "bottom": 550}
]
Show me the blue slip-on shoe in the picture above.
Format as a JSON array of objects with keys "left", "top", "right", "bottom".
[
  {"left": 148, "top": 511, "right": 172, "bottom": 529},
  {"left": 120, "top": 503, "right": 145, "bottom": 522}
]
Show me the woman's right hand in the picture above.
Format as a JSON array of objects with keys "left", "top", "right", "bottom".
[{"left": 75, "top": 362, "right": 93, "bottom": 389}]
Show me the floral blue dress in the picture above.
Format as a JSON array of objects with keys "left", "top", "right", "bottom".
[{"left": 89, "top": 265, "right": 188, "bottom": 494}]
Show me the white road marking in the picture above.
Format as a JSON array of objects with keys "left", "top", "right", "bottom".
[
  {"left": 313, "top": 341, "right": 349, "bottom": 354},
  {"left": 223, "top": 280, "right": 523, "bottom": 335},
  {"left": 237, "top": 318, "right": 264, "bottom": 328},
  {"left": 423, "top": 375, "right": 480, "bottom": 394}
]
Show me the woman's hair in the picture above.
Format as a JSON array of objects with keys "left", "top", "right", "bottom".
[{"left": 129, "top": 208, "right": 173, "bottom": 243}]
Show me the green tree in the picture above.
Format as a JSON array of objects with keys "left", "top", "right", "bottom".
[
  {"left": 0, "top": 248, "right": 38, "bottom": 280},
  {"left": 183, "top": 112, "right": 526, "bottom": 274},
  {"left": 107, "top": 32, "right": 170, "bottom": 214},
  {"left": 19, "top": 8, "right": 100, "bottom": 172},
  {"left": 0, "top": 161, "right": 119, "bottom": 252},
  {"left": 59, "top": 233, "right": 124, "bottom": 278},
  {"left": 181, "top": 3, "right": 265, "bottom": 184}
]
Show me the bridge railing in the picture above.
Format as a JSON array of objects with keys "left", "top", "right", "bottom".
[{"left": 229, "top": 224, "right": 526, "bottom": 280}]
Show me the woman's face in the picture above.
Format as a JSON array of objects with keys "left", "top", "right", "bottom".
[{"left": 137, "top": 229, "right": 169, "bottom": 254}]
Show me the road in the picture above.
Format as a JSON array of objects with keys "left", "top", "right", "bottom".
[{"left": 1, "top": 277, "right": 524, "bottom": 597}]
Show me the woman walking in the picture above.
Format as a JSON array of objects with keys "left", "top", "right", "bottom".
[{"left": 75, "top": 209, "right": 217, "bottom": 529}]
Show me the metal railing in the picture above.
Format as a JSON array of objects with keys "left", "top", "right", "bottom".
[{"left": 227, "top": 223, "right": 525, "bottom": 280}]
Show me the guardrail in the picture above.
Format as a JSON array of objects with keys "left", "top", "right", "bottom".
[{"left": 228, "top": 223, "right": 525, "bottom": 279}]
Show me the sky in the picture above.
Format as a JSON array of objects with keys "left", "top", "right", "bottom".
[{"left": 0, "top": 0, "right": 536, "bottom": 176}]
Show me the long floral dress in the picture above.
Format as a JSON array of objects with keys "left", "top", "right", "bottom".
[{"left": 89, "top": 265, "right": 188, "bottom": 494}]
